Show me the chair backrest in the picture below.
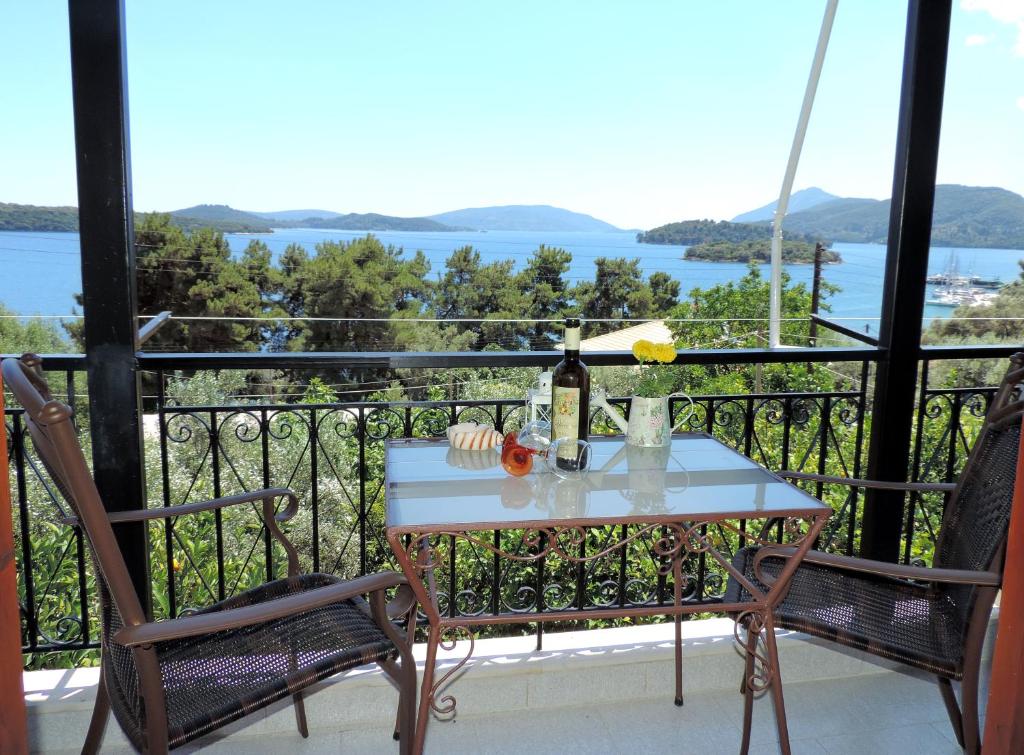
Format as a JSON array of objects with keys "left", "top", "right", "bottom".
[
  {"left": 933, "top": 353, "right": 1024, "bottom": 621},
  {"left": 2, "top": 355, "right": 146, "bottom": 630}
]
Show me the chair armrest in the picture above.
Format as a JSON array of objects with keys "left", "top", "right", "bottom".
[
  {"left": 106, "top": 488, "right": 300, "bottom": 523},
  {"left": 386, "top": 583, "right": 418, "bottom": 621},
  {"left": 113, "top": 571, "right": 409, "bottom": 647},
  {"left": 779, "top": 471, "right": 956, "bottom": 493},
  {"left": 109, "top": 489, "right": 302, "bottom": 576},
  {"left": 754, "top": 545, "right": 1001, "bottom": 587}
]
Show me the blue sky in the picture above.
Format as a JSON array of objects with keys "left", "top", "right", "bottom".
[{"left": 2, "top": 1, "right": 1022, "bottom": 229}]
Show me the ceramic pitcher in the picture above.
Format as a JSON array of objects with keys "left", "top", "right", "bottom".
[{"left": 592, "top": 389, "right": 695, "bottom": 448}]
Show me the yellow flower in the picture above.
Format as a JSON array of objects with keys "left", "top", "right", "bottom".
[
  {"left": 632, "top": 340, "right": 654, "bottom": 362},
  {"left": 172, "top": 558, "right": 183, "bottom": 573},
  {"left": 633, "top": 340, "right": 676, "bottom": 364},
  {"left": 655, "top": 343, "right": 677, "bottom": 363}
]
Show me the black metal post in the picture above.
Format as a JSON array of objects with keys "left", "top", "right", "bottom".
[
  {"left": 861, "top": 0, "right": 951, "bottom": 562},
  {"left": 67, "top": 0, "right": 151, "bottom": 610},
  {"left": 809, "top": 243, "right": 823, "bottom": 347}
]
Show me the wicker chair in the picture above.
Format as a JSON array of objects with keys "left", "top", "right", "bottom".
[
  {"left": 725, "top": 354, "right": 1024, "bottom": 755},
  {"left": 4, "top": 354, "right": 419, "bottom": 754}
]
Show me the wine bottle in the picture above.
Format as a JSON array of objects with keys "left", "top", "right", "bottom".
[{"left": 550, "top": 318, "right": 590, "bottom": 471}]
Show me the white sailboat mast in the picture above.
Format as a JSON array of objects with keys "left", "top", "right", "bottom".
[{"left": 769, "top": 0, "right": 839, "bottom": 348}]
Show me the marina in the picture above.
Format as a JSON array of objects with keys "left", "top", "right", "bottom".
[{"left": 924, "top": 250, "right": 1004, "bottom": 308}]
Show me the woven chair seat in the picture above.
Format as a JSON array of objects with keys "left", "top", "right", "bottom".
[
  {"left": 123, "top": 573, "right": 397, "bottom": 748},
  {"left": 724, "top": 547, "right": 966, "bottom": 679}
]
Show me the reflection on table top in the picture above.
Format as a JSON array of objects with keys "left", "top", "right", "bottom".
[{"left": 385, "top": 434, "right": 829, "bottom": 531}]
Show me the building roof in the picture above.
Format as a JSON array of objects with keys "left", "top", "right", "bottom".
[{"left": 555, "top": 320, "right": 674, "bottom": 352}]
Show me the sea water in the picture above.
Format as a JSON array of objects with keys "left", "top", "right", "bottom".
[{"left": 2, "top": 228, "right": 1021, "bottom": 340}]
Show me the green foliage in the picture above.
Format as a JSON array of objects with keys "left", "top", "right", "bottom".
[
  {"left": 164, "top": 369, "right": 248, "bottom": 406},
  {"left": 515, "top": 245, "right": 574, "bottom": 348},
  {"left": 0, "top": 304, "right": 70, "bottom": 354},
  {"left": 668, "top": 264, "right": 841, "bottom": 395},
  {"left": 648, "top": 272, "right": 680, "bottom": 313},
  {"left": 15, "top": 211, "right": 1011, "bottom": 671},
  {"left": 433, "top": 246, "right": 529, "bottom": 349},
  {"left": 684, "top": 240, "right": 840, "bottom": 264},
  {"left": 139, "top": 215, "right": 273, "bottom": 352},
  {"left": 574, "top": 257, "right": 659, "bottom": 333},
  {"left": 280, "top": 235, "right": 431, "bottom": 353},
  {"left": 63, "top": 215, "right": 277, "bottom": 353},
  {"left": 637, "top": 218, "right": 817, "bottom": 246},
  {"left": 16, "top": 297, "right": 1000, "bottom": 671},
  {"left": 302, "top": 377, "right": 340, "bottom": 404}
]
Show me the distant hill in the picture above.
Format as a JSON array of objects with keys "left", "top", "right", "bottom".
[
  {"left": 171, "top": 205, "right": 462, "bottom": 233},
  {"left": 428, "top": 204, "right": 622, "bottom": 232},
  {"left": 0, "top": 202, "right": 275, "bottom": 234},
  {"left": 731, "top": 187, "right": 842, "bottom": 223},
  {"left": 0, "top": 202, "right": 79, "bottom": 232},
  {"left": 0, "top": 202, "right": 463, "bottom": 234},
  {"left": 637, "top": 219, "right": 819, "bottom": 246},
  {"left": 286, "top": 213, "right": 463, "bottom": 232},
  {"left": 767, "top": 185, "right": 1024, "bottom": 249},
  {"left": 169, "top": 204, "right": 274, "bottom": 233},
  {"left": 763, "top": 198, "right": 885, "bottom": 242},
  {"left": 249, "top": 209, "right": 342, "bottom": 222}
]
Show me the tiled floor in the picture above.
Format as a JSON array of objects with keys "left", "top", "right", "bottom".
[{"left": 192, "top": 668, "right": 982, "bottom": 754}]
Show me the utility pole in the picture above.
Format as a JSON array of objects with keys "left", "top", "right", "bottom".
[
  {"left": 807, "top": 242, "right": 824, "bottom": 373},
  {"left": 809, "top": 242, "right": 824, "bottom": 347}
]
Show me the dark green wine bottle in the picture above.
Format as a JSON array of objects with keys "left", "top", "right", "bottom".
[{"left": 550, "top": 318, "right": 590, "bottom": 471}]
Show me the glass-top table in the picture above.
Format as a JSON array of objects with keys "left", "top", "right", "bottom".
[
  {"left": 385, "top": 433, "right": 831, "bottom": 755},
  {"left": 386, "top": 434, "right": 828, "bottom": 530}
]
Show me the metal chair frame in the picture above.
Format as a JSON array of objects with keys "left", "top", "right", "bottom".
[{"left": 4, "top": 354, "right": 420, "bottom": 754}]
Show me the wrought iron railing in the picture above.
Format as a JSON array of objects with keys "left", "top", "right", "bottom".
[{"left": 3, "top": 351, "right": 1007, "bottom": 656}]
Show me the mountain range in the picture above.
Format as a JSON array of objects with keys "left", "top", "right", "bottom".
[
  {"left": 5, "top": 186, "right": 1024, "bottom": 248},
  {"left": 755, "top": 185, "right": 1024, "bottom": 249},
  {"left": 427, "top": 205, "right": 621, "bottom": 232},
  {"left": 167, "top": 204, "right": 625, "bottom": 233},
  {"left": 168, "top": 205, "right": 464, "bottom": 233},
  {"left": 0, "top": 202, "right": 625, "bottom": 234},
  {"left": 730, "top": 187, "right": 841, "bottom": 223},
  {"left": 640, "top": 185, "right": 1024, "bottom": 250}
]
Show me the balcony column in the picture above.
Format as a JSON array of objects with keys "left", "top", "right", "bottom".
[
  {"left": 861, "top": 0, "right": 951, "bottom": 562},
  {"left": 68, "top": 0, "right": 150, "bottom": 611}
]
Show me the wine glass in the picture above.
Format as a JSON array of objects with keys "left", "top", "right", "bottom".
[
  {"left": 544, "top": 438, "right": 592, "bottom": 480},
  {"left": 501, "top": 431, "right": 592, "bottom": 480},
  {"left": 518, "top": 419, "right": 551, "bottom": 451}
]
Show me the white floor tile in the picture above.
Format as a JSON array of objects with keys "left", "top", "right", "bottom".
[
  {"left": 816, "top": 722, "right": 962, "bottom": 755},
  {"left": 175, "top": 668, "right": 979, "bottom": 754}
]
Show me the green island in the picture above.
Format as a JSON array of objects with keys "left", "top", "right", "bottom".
[
  {"left": 637, "top": 218, "right": 818, "bottom": 246},
  {"left": 0, "top": 202, "right": 81, "bottom": 232},
  {"left": 684, "top": 239, "right": 840, "bottom": 264}
]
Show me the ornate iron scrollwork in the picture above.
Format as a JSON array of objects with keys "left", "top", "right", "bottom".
[{"left": 429, "top": 626, "right": 476, "bottom": 717}]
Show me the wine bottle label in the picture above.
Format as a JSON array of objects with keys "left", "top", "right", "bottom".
[
  {"left": 564, "top": 327, "right": 581, "bottom": 351},
  {"left": 552, "top": 386, "right": 581, "bottom": 459}
]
